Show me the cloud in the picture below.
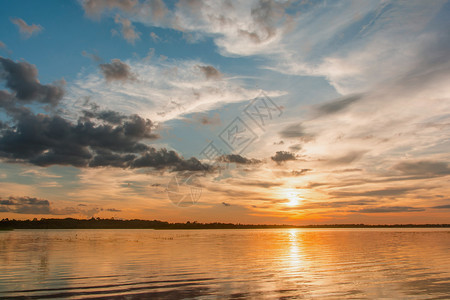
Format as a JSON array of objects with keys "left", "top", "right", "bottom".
[
  {"left": 145, "top": 0, "right": 168, "bottom": 22},
  {"left": 394, "top": 161, "right": 450, "bottom": 176},
  {"left": 268, "top": 1, "right": 448, "bottom": 94},
  {"left": 20, "top": 169, "right": 61, "bottom": 178},
  {"left": 288, "top": 144, "right": 301, "bottom": 152},
  {"left": 114, "top": 15, "right": 140, "bottom": 44},
  {"left": 218, "top": 154, "right": 261, "bottom": 165},
  {"left": 0, "top": 56, "right": 214, "bottom": 172},
  {"left": 0, "top": 41, "right": 5, "bottom": 49},
  {"left": 82, "top": 109, "right": 128, "bottom": 124},
  {"left": 279, "top": 123, "right": 313, "bottom": 141},
  {"left": 89, "top": 149, "right": 136, "bottom": 168},
  {"left": 326, "top": 151, "right": 366, "bottom": 166},
  {"left": 68, "top": 58, "right": 272, "bottom": 123},
  {"left": 82, "top": 50, "right": 103, "bottom": 62},
  {"left": 431, "top": 204, "right": 450, "bottom": 209},
  {"left": 331, "top": 187, "right": 420, "bottom": 198},
  {"left": 105, "top": 208, "right": 121, "bottom": 212},
  {"left": 316, "top": 94, "right": 363, "bottom": 115},
  {"left": 169, "top": 0, "right": 293, "bottom": 56},
  {"left": 291, "top": 169, "right": 311, "bottom": 176},
  {"left": 0, "top": 107, "right": 210, "bottom": 171},
  {"left": 187, "top": 112, "right": 221, "bottom": 126},
  {"left": 285, "top": 199, "right": 375, "bottom": 210},
  {"left": 82, "top": 0, "right": 138, "bottom": 17},
  {"left": 352, "top": 206, "right": 425, "bottom": 213},
  {"left": 11, "top": 18, "right": 43, "bottom": 38},
  {"left": 82, "top": 0, "right": 168, "bottom": 24},
  {"left": 0, "top": 57, "right": 65, "bottom": 106},
  {"left": 271, "top": 151, "right": 296, "bottom": 164},
  {"left": 0, "top": 196, "right": 50, "bottom": 214},
  {"left": 99, "top": 59, "right": 136, "bottom": 81},
  {"left": 131, "top": 150, "right": 211, "bottom": 172},
  {"left": 196, "top": 65, "right": 222, "bottom": 80},
  {"left": 0, "top": 196, "right": 103, "bottom": 217},
  {"left": 230, "top": 179, "right": 282, "bottom": 188},
  {"left": 0, "top": 111, "right": 154, "bottom": 161},
  {"left": 150, "top": 32, "right": 160, "bottom": 42}
]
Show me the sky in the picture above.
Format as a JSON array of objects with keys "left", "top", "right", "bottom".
[{"left": 0, "top": 0, "right": 449, "bottom": 224}]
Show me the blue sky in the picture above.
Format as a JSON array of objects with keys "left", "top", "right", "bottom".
[{"left": 0, "top": 0, "right": 449, "bottom": 224}]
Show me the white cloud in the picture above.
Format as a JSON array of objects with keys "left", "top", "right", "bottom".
[
  {"left": 265, "top": 1, "right": 447, "bottom": 94},
  {"left": 66, "top": 58, "right": 285, "bottom": 123}
]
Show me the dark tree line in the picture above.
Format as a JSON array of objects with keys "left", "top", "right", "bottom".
[{"left": 0, "top": 218, "right": 449, "bottom": 230}]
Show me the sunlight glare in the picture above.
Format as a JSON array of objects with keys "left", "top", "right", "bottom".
[{"left": 286, "top": 190, "right": 301, "bottom": 206}]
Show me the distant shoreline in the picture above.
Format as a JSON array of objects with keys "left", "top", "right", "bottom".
[{"left": 1, "top": 218, "right": 449, "bottom": 230}]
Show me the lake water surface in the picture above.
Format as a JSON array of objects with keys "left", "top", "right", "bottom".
[{"left": 1, "top": 228, "right": 449, "bottom": 299}]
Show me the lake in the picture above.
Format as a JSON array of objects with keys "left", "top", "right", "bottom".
[{"left": 1, "top": 228, "right": 449, "bottom": 299}]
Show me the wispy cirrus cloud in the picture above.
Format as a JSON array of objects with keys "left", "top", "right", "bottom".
[{"left": 67, "top": 57, "right": 284, "bottom": 123}]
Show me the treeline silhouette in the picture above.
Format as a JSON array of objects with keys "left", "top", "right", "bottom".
[{"left": 1, "top": 218, "right": 449, "bottom": 230}]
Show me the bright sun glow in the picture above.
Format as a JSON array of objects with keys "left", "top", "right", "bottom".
[{"left": 285, "top": 190, "right": 301, "bottom": 206}]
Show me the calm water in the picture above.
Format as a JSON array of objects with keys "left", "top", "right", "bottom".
[{"left": 0, "top": 229, "right": 449, "bottom": 299}]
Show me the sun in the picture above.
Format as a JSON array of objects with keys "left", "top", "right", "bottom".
[{"left": 285, "top": 190, "right": 301, "bottom": 206}]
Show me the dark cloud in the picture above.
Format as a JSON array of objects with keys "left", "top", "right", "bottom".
[
  {"left": 394, "top": 160, "right": 450, "bottom": 176},
  {"left": 106, "top": 208, "right": 121, "bottom": 212},
  {"left": 99, "top": 59, "right": 135, "bottom": 81},
  {"left": 0, "top": 110, "right": 209, "bottom": 171},
  {"left": 228, "top": 179, "right": 282, "bottom": 188},
  {"left": 331, "top": 187, "right": 419, "bottom": 198},
  {"left": 271, "top": 151, "right": 296, "bottom": 164},
  {"left": 218, "top": 154, "right": 261, "bottom": 165},
  {"left": 288, "top": 144, "right": 302, "bottom": 152},
  {"left": 0, "top": 196, "right": 50, "bottom": 214},
  {"left": 326, "top": 151, "right": 365, "bottom": 165},
  {"left": 316, "top": 94, "right": 363, "bottom": 115},
  {"left": 82, "top": 109, "right": 128, "bottom": 124},
  {"left": 89, "top": 149, "right": 136, "bottom": 168},
  {"left": 173, "top": 157, "right": 211, "bottom": 172},
  {"left": 0, "top": 196, "right": 103, "bottom": 217},
  {"left": 82, "top": 0, "right": 138, "bottom": 16},
  {"left": 0, "top": 57, "right": 64, "bottom": 106},
  {"left": 351, "top": 206, "right": 425, "bottom": 213},
  {"left": 291, "top": 169, "right": 311, "bottom": 176},
  {"left": 0, "top": 57, "right": 210, "bottom": 173},
  {"left": 279, "top": 123, "right": 313, "bottom": 141},
  {"left": 11, "top": 18, "right": 43, "bottom": 38},
  {"left": 0, "top": 112, "right": 157, "bottom": 166},
  {"left": 332, "top": 168, "right": 362, "bottom": 173},
  {"left": 190, "top": 113, "right": 221, "bottom": 125},
  {"left": 196, "top": 65, "right": 222, "bottom": 80},
  {"left": 130, "top": 148, "right": 211, "bottom": 172},
  {"left": 431, "top": 204, "right": 450, "bottom": 209}
]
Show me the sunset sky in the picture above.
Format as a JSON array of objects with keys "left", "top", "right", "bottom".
[{"left": 0, "top": 0, "right": 449, "bottom": 224}]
